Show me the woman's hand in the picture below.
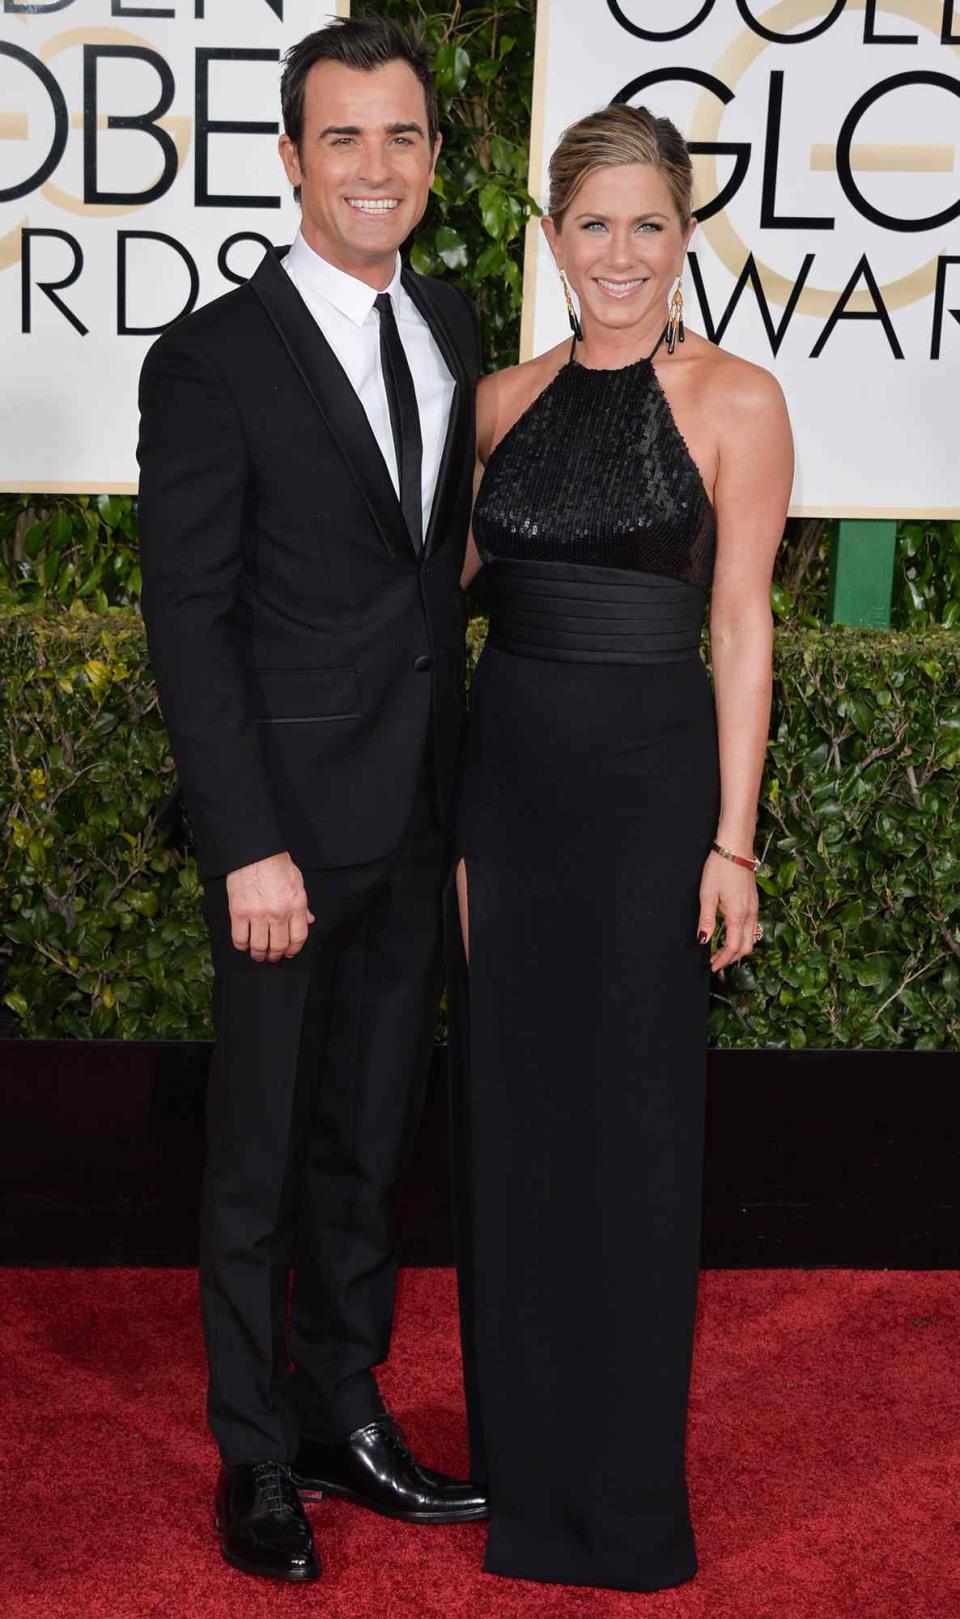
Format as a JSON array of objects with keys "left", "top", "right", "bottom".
[{"left": 696, "top": 849, "right": 759, "bottom": 973}]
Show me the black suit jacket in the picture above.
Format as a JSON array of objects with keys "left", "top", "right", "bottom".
[{"left": 137, "top": 246, "right": 479, "bottom": 881}]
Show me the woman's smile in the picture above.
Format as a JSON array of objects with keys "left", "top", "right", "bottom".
[{"left": 594, "top": 275, "right": 650, "bottom": 298}]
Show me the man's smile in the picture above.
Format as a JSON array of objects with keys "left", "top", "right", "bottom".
[{"left": 345, "top": 197, "right": 401, "bottom": 213}]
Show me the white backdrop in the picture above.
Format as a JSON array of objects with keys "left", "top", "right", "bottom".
[
  {"left": 521, "top": 0, "right": 960, "bottom": 516},
  {"left": 0, "top": 0, "right": 349, "bottom": 493}
]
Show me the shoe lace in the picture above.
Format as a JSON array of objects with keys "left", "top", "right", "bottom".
[
  {"left": 251, "top": 1461, "right": 297, "bottom": 1516},
  {"left": 372, "top": 1417, "right": 412, "bottom": 1462}
]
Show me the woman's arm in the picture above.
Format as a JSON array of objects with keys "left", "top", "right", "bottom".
[
  {"left": 698, "top": 361, "right": 794, "bottom": 971},
  {"left": 461, "top": 509, "right": 486, "bottom": 590},
  {"left": 460, "top": 370, "right": 502, "bottom": 590}
]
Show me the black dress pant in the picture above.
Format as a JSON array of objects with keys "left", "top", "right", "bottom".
[{"left": 198, "top": 764, "right": 445, "bottom": 1466}]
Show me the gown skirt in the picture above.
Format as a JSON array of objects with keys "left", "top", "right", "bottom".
[{"left": 449, "top": 560, "right": 721, "bottom": 1593}]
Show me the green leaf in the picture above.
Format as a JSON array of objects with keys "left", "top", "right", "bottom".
[
  {"left": 478, "top": 182, "right": 511, "bottom": 239},
  {"left": 126, "top": 888, "right": 160, "bottom": 919},
  {"left": 409, "top": 239, "right": 434, "bottom": 277},
  {"left": 770, "top": 582, "right": 793, "bottom": 619},
  {"left": 96, "top": 495, "right": 122, "bottom": 529},
  {"left": 435, "top": 225, "right": 468, "bottom": 271},
  {"left": 836, "top": 899, "right": 865, "bottom": 926},
  {"left": 49, "top": 509, "right": 72, "bottom": 547},
  {"left": 434, "top": 42, "right": 470, "bottom": 94},
  {"left": 776, "top": 859, "right": 797, "bottom": 892},
  {"left": 475, "top": 242, "right": 506, "bottom": 278},
  {"left": 852, "top": 958, "right": 894, "bottom": 989}
]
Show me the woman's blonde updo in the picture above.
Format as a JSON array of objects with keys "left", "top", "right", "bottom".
[{"left": 547, "top": 103, "right": 693, "bottom": 229}]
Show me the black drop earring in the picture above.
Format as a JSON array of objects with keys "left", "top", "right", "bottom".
[
  {"left": 666, "top": 273, "right": 685, "bottom": 355},
  {"left": 560, "top": 268, "right": 584, "bottom": 342}
]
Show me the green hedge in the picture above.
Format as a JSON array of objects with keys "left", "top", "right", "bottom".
[
  {"left": 706, "top": 625, "right": 960, "bottom": 1049},
  {"left": 3, "top": 610, "right": 957, "bottom": 1047},
  {"left": 1, "top": 610, "right": 210, "bottom": 1039},
  {"left": 4, "top": 495, "right": 960, "bottom": 635}
]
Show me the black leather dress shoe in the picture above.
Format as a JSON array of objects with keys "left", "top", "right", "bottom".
[
  {"left": 214, "top": 1461, "right": 320, "bottom": 1581},
  {"left": 292, "top": 1416, "right": 489, "bottom": 1524}
]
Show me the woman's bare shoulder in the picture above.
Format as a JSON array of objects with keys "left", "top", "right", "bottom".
[
  {"left": 477, "top": 342, "right": 570, "bottom": 462},
  {"left": 682, "top": 335, "right": 793, "bottom": 493},
  {"left": 689, "top": 333, "right": 788, "bottom": 419}
]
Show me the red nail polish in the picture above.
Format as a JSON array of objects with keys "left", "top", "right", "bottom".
[{"left": 697, "top": 930, "right": 708, "bottom": 944}]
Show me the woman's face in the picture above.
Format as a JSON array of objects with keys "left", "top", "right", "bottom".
[{"left": 543, "top": 163, "right": 695, "bottom": 337}]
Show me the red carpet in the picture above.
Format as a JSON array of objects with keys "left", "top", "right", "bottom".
[{"left": 4, "top": 1267, "right": 958, "bottom": 1619}]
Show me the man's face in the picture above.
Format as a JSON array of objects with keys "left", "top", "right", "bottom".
[{"left": 279, "top": 59, "right": 440, "bottom": 288}]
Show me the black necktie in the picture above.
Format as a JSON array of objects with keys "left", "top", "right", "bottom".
[{"left": 374, "top": 292, "right": 424, "bottom": 551}]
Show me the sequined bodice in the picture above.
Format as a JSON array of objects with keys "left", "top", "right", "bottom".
[{"left": 473, "top": 340, "right": 716, "bottom": 594}]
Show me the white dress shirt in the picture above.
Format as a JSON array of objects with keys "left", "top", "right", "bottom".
[{"left": 283, "top": 231, "right": 456, "bottom": 538}]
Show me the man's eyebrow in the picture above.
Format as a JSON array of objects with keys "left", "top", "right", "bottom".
[{"left": 316, "top": 122, "right": 426, "bottom": 139}]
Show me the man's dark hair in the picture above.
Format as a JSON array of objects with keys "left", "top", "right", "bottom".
[{"left": 281, "top": 15, "right": 439, "bottom": 199}]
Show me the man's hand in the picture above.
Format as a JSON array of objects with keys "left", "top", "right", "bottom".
[{"left": 226, "top": 852, "right": 315, "bottom": 963}]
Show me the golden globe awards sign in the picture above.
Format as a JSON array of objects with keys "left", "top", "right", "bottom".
[
  {"left": 523, "top": 0, "right": 960, "bottom": 515},
  {"left": 0, "top": 0, "right": 349, "bottom": 493}
]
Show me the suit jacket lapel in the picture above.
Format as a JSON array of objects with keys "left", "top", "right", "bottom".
[
  {"left": 401, "top": 268, "right": 470, "bottom": 562},
  {"left": 250, "top": 247, "right": 413, "bottom": 565}
]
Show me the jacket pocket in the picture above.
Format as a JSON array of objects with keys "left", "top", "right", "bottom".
[{"left": 250, "top": 665, "right": 360, "bottom": 723}]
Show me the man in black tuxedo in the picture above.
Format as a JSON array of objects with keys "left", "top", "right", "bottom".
[{"left": 137, "top": 17, "right": 485, "bottom": 1582}]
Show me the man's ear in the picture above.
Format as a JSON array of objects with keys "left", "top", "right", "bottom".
[{"left": 278, "top": 134, "right": 303, "bottom": 190}]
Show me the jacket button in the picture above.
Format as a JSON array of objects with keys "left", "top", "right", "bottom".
[{"left": 413, "top": 655, "right": 434, "bottom": 672}]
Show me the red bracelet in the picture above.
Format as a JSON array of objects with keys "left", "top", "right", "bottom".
[{"left": 711, "top": 841, "right": 760, "bottom": 873}]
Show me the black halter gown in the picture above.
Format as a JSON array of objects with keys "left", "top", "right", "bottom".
[{"left": 449, "top": 328, "right": 720, "bottom": 1593}]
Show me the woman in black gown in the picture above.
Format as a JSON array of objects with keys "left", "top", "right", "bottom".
[{"left": 450, "top": 105, "right": 794, "bottom": 1593}]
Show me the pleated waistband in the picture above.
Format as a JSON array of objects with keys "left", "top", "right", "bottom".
[{"left": 484, "top": 559, "right": 706, "bottom": 664}]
